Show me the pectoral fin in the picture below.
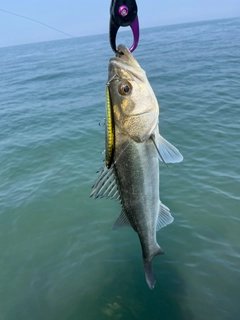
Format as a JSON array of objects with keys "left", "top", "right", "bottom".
[
  {"left": 156, "top": 202, "right": 174, "bottom": 231},
  {"left": 151, "top": 134, "right": 183, "bottom": 163}
]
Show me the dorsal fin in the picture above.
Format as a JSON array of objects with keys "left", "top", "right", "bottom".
[{"left": 90, "top": 166, "right": 121, "bottom": 202}]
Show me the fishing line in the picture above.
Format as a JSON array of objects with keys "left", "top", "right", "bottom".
[
  {"left": 112, "top": 139, "right": 132, "bottom": 167},
  {"left": 0, "top": 8, "right": 75, "bottom": 38}
]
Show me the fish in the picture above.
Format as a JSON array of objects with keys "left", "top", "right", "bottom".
[{"left": 91, "top": 44, "right": 183, "bottom": 289}]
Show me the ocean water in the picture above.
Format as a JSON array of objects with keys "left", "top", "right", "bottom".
[{"left": 0, "top": 17, "right": 240, "bottom": 320}]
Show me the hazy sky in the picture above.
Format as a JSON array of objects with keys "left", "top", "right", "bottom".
[{"left": 0, "top": 0, "right": 240, "bottom": 47}]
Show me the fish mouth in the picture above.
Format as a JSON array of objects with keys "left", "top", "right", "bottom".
[
  {"left": 110, "top": 44, "right": 140, "bottom": 67},
  {"left": 116, "top": 44, "right": 138, "bottom": 63},
  {"left": 109, "top": 44, "right": 144, "bottom": 82}
]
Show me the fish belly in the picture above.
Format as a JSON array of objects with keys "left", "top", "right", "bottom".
[{"left": 114, "top": 133, "right": 160, "bottom": 260}]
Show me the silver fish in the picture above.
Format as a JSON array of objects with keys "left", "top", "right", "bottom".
[{"left": 91, "top": 44, "right": 183, "bottom": 289}]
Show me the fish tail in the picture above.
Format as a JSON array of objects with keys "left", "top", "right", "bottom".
[
  {"left": 143, "top": 259, "right": 156, "bottom": 290},
  {"left": 143, "top": 247, "right": 165, "bottom": 290}
]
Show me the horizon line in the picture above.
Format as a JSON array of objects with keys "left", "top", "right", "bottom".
[{"left": 1, "top": 15, "right": 239, "bottom": 50}]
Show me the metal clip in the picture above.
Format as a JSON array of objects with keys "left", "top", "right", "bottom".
[{"left": 109, "top": 0, "right": 139, "bottom": 53}]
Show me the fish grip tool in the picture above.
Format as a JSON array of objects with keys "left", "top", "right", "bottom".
[{"left": 109, "top": 0, "right": 139, "bottom": 53}]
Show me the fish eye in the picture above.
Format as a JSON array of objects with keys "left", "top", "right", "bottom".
[{"left": 118, "top": 82, "right": 132, "bottom": 96}]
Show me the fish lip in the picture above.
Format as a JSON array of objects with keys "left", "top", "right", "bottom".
[
  {"left": 116, "top": 44, "right": 133, "bottom": 61},
  {"left": 109, "top": 46, "right": 145, "bottom": 83},
  {"left": 109, "top": 44, "right": 140, "bottom": 68},
  {"left": 109, "top": 56, "right": 136, "bottom": 68}
]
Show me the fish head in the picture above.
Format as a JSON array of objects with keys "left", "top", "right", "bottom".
[{"left": 108, "top": 45, "right": 159, "bottom": 142}]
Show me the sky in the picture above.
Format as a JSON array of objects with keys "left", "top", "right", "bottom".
[{"left": 0, "top": 0, "right": 240, "bottom": 47}]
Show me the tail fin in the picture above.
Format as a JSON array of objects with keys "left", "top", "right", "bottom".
[
  {"left": 143, "top": 247, "right": 165, "bottom": 290},
  {"left": 143, "top": 259, "right": 156, "bottom": 290}
]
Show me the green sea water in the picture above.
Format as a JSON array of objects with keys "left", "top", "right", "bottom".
[{"left": 0, "top": 18, "right": 240, "bottom": 320}]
